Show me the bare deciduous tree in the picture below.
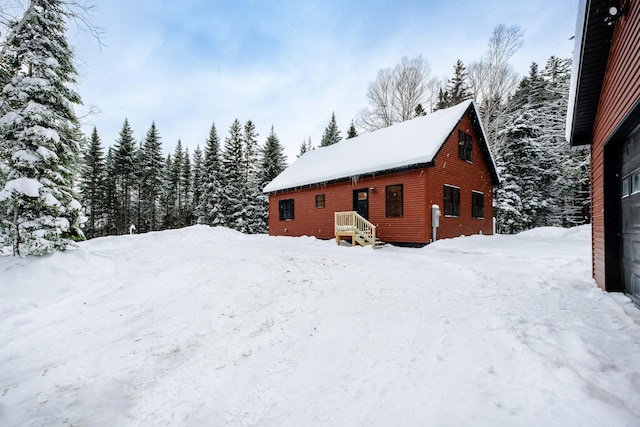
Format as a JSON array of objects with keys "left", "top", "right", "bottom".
[
  {"left": 357, "top": 56, "right": 434, "bottom": 132},
  {"left": 469, "top": 24, "right": 524, "bottom": 142}
]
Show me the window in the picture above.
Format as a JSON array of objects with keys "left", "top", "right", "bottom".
[
  {"left": 315, "top": 194, "right": 325, "bottom": 208},
  {"left": 633, "top": 172, "right": 640, "bottom": 195},
  {"left": 444, "top": 185, "right": 460, "bottom": 217},
  {"left": 386, "top": 184, "right": 403, "bottom": 217},
  {"left": 279, "top": 199, "right": 294, "bottom": 220},
  {"left": 472, "top": 191, "right": 484, "bottom": 219},
  {"left": 622, "top": 176, "right": 630, "bottom": 198},
  {"left": 458, "top": 130, "right": 473, "bottom": 162}
]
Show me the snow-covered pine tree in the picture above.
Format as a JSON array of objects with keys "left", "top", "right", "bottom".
[
  {"left": 258, "top": 126, "right": 287, "bottom": 231},
  {"left": 260, "top": 126, "right": 287, "bottom": 187},
  {"left": 180, "top": 147, "right": 192, "bottom": 226},
  {"left": 160, "top": 153, "right": 173, "bottom": 229},
  {"left": 103, "top": 147, "right": 118, "bottom": 235},
  {"left": 191, "top": 145, "right": 204, "bottom": 223},
  {"left": 539, "top": 56, "right": 589, "bottom": 227},
  {"left": 112, "top": 119, "right": 137, "bottom": 234},
  {"left": 346, "top": 120, "right": 358, "bottom": 139},
  {"left": 79, "top": 127, "right": 105, "bottom": 239},
  {"left": 0, "top": 0, "right": 85, "bottom": 255},
  {"left": 167, "top": 140, "right": 184, "bottom": 228},
  {"left": 198, "top": 122, "right": 223, "bottom": 226},
  {"left": 220, "top": 119, "right": 246, "bottom": 231},
  {"left": 320, "top": 112, "right": 342, "bottom": 146},
  {"left": 242, "top": 120, "right": 263, "bottom": 234},
  {"left": 139, "top": 122, "right": 164, "bottom": 232},
  {"left": 494, "top": 110, "right": 544, "bottom": 233}
]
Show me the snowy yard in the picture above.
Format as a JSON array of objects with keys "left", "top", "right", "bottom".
[{"left": 1, "top": 225, "right": 639, "bottom": 426}]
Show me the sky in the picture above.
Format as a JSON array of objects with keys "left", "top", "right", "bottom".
[{"left": 65, "top": 0, "right": 579, "bottom": 162}]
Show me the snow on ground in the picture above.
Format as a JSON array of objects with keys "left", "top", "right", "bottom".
[{"left": 0, "top": 225, "right": 639, "bottom": 426}]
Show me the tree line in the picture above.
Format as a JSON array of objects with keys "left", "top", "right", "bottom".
[{"left": 81, "top": 120, "right": 287, "bottom": 239}]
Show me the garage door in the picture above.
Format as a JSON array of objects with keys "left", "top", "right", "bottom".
[{"left": 621, "top": 124, "right": 640, "bottom": 306}]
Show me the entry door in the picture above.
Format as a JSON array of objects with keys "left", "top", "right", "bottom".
[
  {"left": 621, "top": 124, "right": 640, "bottom": 306},
  {"left": 353, "top": 189, "right": 369, "bottom": 220}
]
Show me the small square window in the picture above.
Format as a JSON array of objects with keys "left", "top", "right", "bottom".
[
  {"left": 315, "top": 194, "right": 325, "bottom": 208},
  {"left": 386, "top": 184, "right": 403, "bottom": 217},
  {"left": 279, "top": 199, "right": 294, "bottom": 220}
]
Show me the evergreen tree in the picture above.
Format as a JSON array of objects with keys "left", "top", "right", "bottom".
[
  {"left": 220, "top": 119, "right": 246, "bottom": 230},
  {"left": 435, "top": 87, "right": 450, "bottom": 111},
  {"left": 139, "top": 122, "right": 164, "bottom": 232},
  {"left": 260, "top": 126, "right": 288, "bottom": 187},
  {"left": 346, "top": 120, "right": 358, "bottom": 139},
  {"left": 320, "top": 112, "right": 342, "bottom": 146},
  {"left": 446, "top": 59, "right": 471, "bottom": 106},
  {"left": 112, "top": 119, "right": 137, "bottom": 234},
  {"left": 297, "top": 137, "right": 314, "bottom": 158},
  {"left": 414, "top": 103, "right": 427, "bottom": 117},
  {"left": 79, "top": 127, "right": 106, "bottom": 239},
  {"left": 160, "top": 154, "right": 173, "bottom": 228},
  {"left": 243, "top": 120, "right": 263, "bottom": 233},
  {"left": 180, "top": 147, "right": 192, "bottom": 226},
  {"left": 191, "top": 145, "right": 204, "bottom": 223},
  {"left": 258, "top": 126, "right": 287, "bottom": 232},
  {"left": 0, "top": 0, "right": 85, "bottom": 255},
  {"left": 493, "top": 56, "right": 588, "bottom": 232},
  {"left": 103, "top": 148, "right": 119, "bottom": 236},
  {"left": 199, "top": 122, "right": 223, "bottom": 226},
  {"left": 167, "top": 140, "right": 184, "bottom": 228}
]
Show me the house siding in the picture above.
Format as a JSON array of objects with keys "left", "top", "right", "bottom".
[
  {"left": 268, "top": 169, "right": 431, "bottom": 244},
  {"left": 267, "top": 112, "right": 495, "bottom": 244},
  {"left": 428, "top": 114, "right": 494, "bottom": 239},
  {"left": 591, "top": 2, "right": 640, "bottom": 290}
]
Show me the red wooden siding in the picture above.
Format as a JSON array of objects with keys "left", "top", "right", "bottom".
[
  {"left": 591, "top": 2, "right": 640, "bottom": 289},
  {"left": 268, "top": 169, "right": 430, "bottom": 244},
  {"left": 267, "top": 110, "right": 495, "bottom": 244},
  {"left": 427, "top": 114, "right": 494, "bottom": 239}
]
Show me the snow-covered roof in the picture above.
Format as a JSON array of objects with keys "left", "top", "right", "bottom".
[{"left": 265, "top": 100, "right": 491, "bottom": 193}]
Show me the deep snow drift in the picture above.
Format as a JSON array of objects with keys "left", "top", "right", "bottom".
[{"left": 1, "top": 225, "right": 639, "bottom": 426}]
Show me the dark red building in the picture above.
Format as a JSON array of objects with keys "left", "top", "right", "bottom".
[
  {"left": 566, "top": 0, "right": 640, "bottom": 304},
  {"left": 264, "top": 100, "right": 500, "bottom": 246}
]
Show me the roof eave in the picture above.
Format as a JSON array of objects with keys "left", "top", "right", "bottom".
[{"left": 566, "top": 0, "right": 617, "bottom": 147}]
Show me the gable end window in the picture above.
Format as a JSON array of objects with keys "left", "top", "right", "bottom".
[
  {"left": 472, "top": 191, "right": 484, "bottom": 219},
  {"left": 279, "top": 199, "right": 294, "bottom": 221},
  {"left": 458, "top": 130, "right": 473, "bottom": 162},
  {"left": 443, "top": 185, "right": 460, "bottom": 217},
  {"left": 315, "top": 194, "right": 325, "bottom": 208},
  {"left": 386, "top": 184, "right": 403, "bottom": 217}
]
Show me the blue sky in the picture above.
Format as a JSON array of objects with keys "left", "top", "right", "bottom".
[{"left": 70, "top": 0, "right": 579, "bottom": 161}]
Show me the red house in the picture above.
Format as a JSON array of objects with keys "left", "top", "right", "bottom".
[
  {"left": 263, "top": 100, "right": 500, "bottom": 246},
  {"left": 566, "top": 0, "right": 640, "bottom": 305}
]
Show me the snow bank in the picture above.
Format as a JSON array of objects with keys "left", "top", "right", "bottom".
[{"left": 0, "top": 225, "right": 638, "bottom": 426}]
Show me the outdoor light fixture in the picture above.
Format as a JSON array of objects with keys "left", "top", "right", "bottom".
[
  {"left": 369, "top": 186, "right": 376, "bottom": 192},
  {"left": 604, "top": 3, "right": 623, "bottom": 25}
]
